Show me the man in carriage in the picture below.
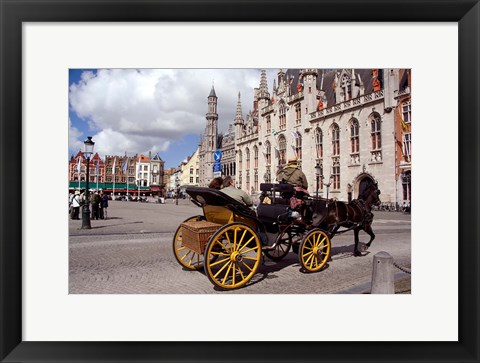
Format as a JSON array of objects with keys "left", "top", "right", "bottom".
[{"left": 276, "top": 158, "right": 311, "bottom": 223}]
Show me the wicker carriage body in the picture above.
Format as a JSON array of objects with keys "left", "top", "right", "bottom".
[{"left": 181, "top": 220, "right": 222, "bottom": 254}]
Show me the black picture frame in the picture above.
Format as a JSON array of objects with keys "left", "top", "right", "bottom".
[{"left": 1, "top": 1, "right": 479, "bottom": 362}]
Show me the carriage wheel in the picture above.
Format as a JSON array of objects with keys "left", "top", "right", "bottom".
[
  {"left": 299, "top": 229, "right": 331, "bottom": 272},
  {"left": 264, "top": 226, "right": 292, "bottom": 261},
  {"left": 204, "top": 223, "right": 262, "bottom": 290},
  {"left": 172, "top": 215, "right": 208, "bottom": 270}
]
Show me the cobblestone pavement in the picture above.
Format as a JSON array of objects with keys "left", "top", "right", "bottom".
[{"left": 69, "top": 199, "right": 411, "bottom": 294}]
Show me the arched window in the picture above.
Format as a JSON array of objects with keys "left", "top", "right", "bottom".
[
  {"left": 279, "top": 102, "right": 286, "bottom": 130},
  {"left": 266, "top": 115, "right": 271, "bottom": 134},
  {"left": 332, "top": 124, "right": 340, "bottom": 156},
  {"left": 265, "top": 140, "right": 271, "bottom": 166},
  {"left": 370, "top": 113, "right": 382, "bottom": 162},
  {"left": 278, "top": 135, "right": 287, "bottom": 165},
  {"left": 238, "top": 150, "right": 243, "bottom": 170},
  {"left": 295, "top": 103, "right": 301, "bottom": 125},
  {"left": 315, "top": 128, "right": 323, "bottom": 159},
  {"left": 350, "top": 119, "right": 360, "bottom": 164},
  {"left": 245, "top": 147, "right": 250, "bottom": 169},
  {"left": 332, "top": 159, "right": 340, "bottom": 190},
  {"left": 371, "top": 114, "right": 381, "bottom": 150},
  {"left": 294, "top": 133, "right": 302, "bottom": 160},
  {"left": 254, "top": 146, "right": 259, "bottom": 168}
]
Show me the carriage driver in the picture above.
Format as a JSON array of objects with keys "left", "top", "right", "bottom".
[
  {"left": 276, "top": 158, "right": 310, "bottom": 222},
  {"left": 276, "top": 158, "right": 308, "bottom": 191}
]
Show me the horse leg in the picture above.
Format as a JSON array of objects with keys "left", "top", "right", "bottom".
[
  {"left": 364, "top": 223, "right": 376, "bottom": 248},
  {"left": 353, "top": 227, "right": 362, "bottom": 257}
]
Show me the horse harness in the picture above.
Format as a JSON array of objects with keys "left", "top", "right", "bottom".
[{"left": 328, "top": 198, "right": 373, "bottom": 235}]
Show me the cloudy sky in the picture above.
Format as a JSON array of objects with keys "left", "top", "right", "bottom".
[{"left": 69, "top": 68, "right": 278, "bottom": 168}]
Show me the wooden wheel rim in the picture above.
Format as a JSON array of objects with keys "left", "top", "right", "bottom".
[
  {"left": 172, "top": 215, "right": 205, "bottom": 270},
  {"left": 299, "top": 229, "right": 331, "bottom": 272},
  {"left": 205, "top": 223, "right": 261, "bottom": 290}
]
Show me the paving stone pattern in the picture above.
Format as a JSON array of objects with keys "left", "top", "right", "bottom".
[{"left": 69, "top": 199, "right": 411, "bottom": 294}]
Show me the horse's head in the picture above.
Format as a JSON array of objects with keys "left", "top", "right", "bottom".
[{"left": 360, "top": 183, "right": 381, "bottom": 208}]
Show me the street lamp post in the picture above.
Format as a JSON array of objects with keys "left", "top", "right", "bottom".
[
  {"left": 324, "top": 175, "right": 333, "bottom": 200},
  {"left": 315, "top": 163, "right": 321, "bottom": 200},
  {"left": 81, "top": 136, "right": 95, "bottom": 229}
]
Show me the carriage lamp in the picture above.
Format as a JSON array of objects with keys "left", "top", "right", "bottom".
[
  {"left": 315, "top": 163, "right": 321, "bottom": 199},
  {"left": 81, "top": 136, "right": 95, "bottom": 229}
]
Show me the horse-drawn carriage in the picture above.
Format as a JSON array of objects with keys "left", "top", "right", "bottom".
[{"left": 172, "top": 182, "right": 381, "bottom": 290}]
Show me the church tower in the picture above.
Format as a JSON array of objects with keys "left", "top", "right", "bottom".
[
  {"left": 234, "top": 92, "right": 244, "bottom": 136},
  {"left": 257, "top": 69, "right": 270, "bottom": 111},
  {"left": 203, "top": 84, "right": 218, "bottom": 183}
]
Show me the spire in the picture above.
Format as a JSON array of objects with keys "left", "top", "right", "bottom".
[
  {"left": 277, "top": 68, "right": 285, "bottom": 85},
  {"left": 273, "top": 78, "right": 277, "bottom": 93},
  {"left": 234, "top": 92, "right": 243, "bottom": 125},
  {"left": 209, "top": 82, "right": 217, "bottom": 98},
  {"left": 258, "top": 69, "right": 270, "bottom": 100}
]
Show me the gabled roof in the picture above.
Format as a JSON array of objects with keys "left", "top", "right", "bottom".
[
  {"left": 138, "top": 154, "right": 150, "bottom": 163},
  {"left": 283, "top": 68, "right": 377, "bottom": 106},
  {"left": 151, "top": 153, "right": 164, "bottom": 162}
]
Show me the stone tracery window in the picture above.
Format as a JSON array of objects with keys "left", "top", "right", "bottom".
[
  {"left": 332, "top": 123, "right": 340, "bottom": 156},
  {"left": 315, "top": 128, "right": 323, "bottom": 159},
  {"left": 371, "top": 113, "right": 382, "bottom": 162},
  {"left": 265, "top": 140, "right": 271, "bottom": 166},
  {"left": 350, "top": 119, "right": 360, "bottom": 164},
  {"left": 279, "top": 102, "right": 286, "bottom": 131},
  {"left": 278, "top": 135, "right": 286, "bottom": 165}
]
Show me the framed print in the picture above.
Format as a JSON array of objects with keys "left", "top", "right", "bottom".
[{"left": 1, "top": 0, "right": 479, "bottom": 362}]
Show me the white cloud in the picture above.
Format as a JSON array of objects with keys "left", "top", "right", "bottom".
[
  {"left": 68, "top": 118, "right": 83, "bottom": 155},
  {"left": 69, "top": 68, "right": 279, "bottom": 157}
]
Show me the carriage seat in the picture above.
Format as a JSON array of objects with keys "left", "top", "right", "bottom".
[
  {"left": 259, "top": 183, "right": 295, "bottom": 205},
  {"left": 185, "top": 186, "right": 256, "bottom": 220},
  {"left": 260, "top": 183, "right": 295, "bottom": 193}
]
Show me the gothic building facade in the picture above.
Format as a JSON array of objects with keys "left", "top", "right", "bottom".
[{"left": 198, "top": 68, "right": 412, "bottom": 206}]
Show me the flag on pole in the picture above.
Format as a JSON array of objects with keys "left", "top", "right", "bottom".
[
  {"left": 137, "top": 156, "right": 141, "bottom": 178},
  {"left": 290, "top": 130, "right": 298, "bottom": 139},
  {"left": 95, "top": 159, "right": 99, "bottom": 175},
  {"left": 122, "top": 158, "right": 128, "bottom": 174},
  {"left": 317, "top": 99, "right": 324, "bottom": 110},
  {"left": 272, "top": 129, "right": 279, "bottom": 137},
  {"left": 397, "top": 105, "right": 409, "bottom": 131},
  {"left": 76, "top": 157, "right": 81, "bottom": 173},
  {"left": 112, "top": 158, "right": 116, "bottom": 175}
]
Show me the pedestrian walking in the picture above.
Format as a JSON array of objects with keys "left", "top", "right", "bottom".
[
  {"left": 101, "top": 192, "right": 109, "bottom": 219},
  {"left": 71, "top": 190, "right": 81, "bottom": 220},
  {"left": 90, "top": 191, "right": 101, "bottom": 220}
]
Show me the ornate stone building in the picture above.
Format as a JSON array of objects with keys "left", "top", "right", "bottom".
[{"left": 198, "top": 68, "right": 412, "bottom": 206}]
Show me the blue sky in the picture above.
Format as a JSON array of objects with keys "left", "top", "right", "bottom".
[{"left": 69, "top": 68, "right": 278, "bottom": 168}]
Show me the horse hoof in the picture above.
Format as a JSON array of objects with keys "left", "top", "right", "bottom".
[{"left": 354, "top": 251, "right": 363, "bottom": 257}]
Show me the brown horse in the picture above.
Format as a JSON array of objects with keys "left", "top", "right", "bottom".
[{"left": 313, "top": 182, "right": 381, "bottom": 256}]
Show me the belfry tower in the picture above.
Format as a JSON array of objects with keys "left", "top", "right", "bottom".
[{"left": 203, "top": 84, "right": 218, "bottom": 183}]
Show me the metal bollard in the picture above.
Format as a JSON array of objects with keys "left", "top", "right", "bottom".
[{"left": 371, "top": 251, "right": 394, "bottom": 294}]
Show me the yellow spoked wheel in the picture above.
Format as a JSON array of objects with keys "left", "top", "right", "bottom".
[
  {"left": 299, "top": 229, "right": 331, "bottom": 272},
  {"left": 264, "top": 226, "right": 292, "bottom": 261},
  {"left": 172, "top": 215, "right": 208, "bottom": 270},
  {"left": 204, "top": 223, "right": 262, "bottom": 290}
]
